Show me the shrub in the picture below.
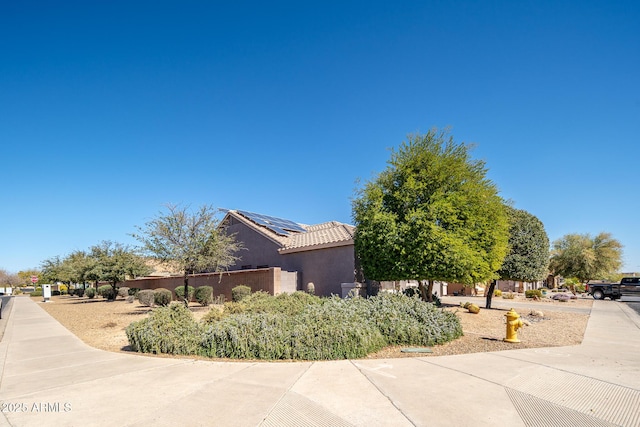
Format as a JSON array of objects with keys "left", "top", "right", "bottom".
[
  {"left": 31, "top": 289, "right": 43, "bottom": 297},
  {"left": 128, "top": 288, "right": 140, "bottom": 297},
  {"left": 175, "top": 285, "right": 196, "bottom": 302},
  {"left": 494, "top": 289, "right": 502, "bottom": 297},
  {"left": 137, "top": 289, "right": 155, "bottom": 307},
  {"left": 194, "top": 286, "right": 213, "bottom": 306},
  {"left": 52, "top": 290, "right": 61, "bottom": 296},
  {"left": 85, "top": 287, "right": 96, "bottom": 299},
  {"left": 126, "top": 304, "right": 202, "bottom": 355},
  {"left": 118, "top": 287, "right": 130, "bottom": 298},
  {"left": 74, "top": 288, "right": 85, "bottom": 297},
  {"left": 59, "top": 284, "right": 68, "bottom": 295},
  {"left": 306, "top": 282, "right": 315, "bottom": 295},
  {"left": 232, "top": 285, "right": 252, "bottom": 302},
  {"left": 127, "top": 291, "right": 463, "bottom": 361},
  {"left": 98, "top": 285, "right": 116, "bottom": 300},
  {"left": 525, "top": 289, "right": 543, "bottom": 299},
  {"left": 154, "top": 288, "right": 173, "bottom": 306},
  {"left": 502, "top": 292, "right": 515, "bottom": 299},
  {"left": 202, "top": 306, "right": 224, "bottom": 324}
]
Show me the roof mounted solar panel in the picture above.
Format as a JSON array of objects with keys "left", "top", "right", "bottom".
[{"left": 236, "top": 210, "right": 306, "bottom": 236}]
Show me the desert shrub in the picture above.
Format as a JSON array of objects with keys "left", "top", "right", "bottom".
[
  {"left": 52, "top": 290, "right": 61, "bottom": 296},
  {"left": 306, "top": 282, "right": 315, "bottom": 295},
  {"left": 85, "top": 287, "right": 96, "bottom": 299},
  {"left": 137, "top": 289, "right": 155, "bottom": 307},
  {"left": 98, "top": 285, "right": 116, "bottom": 300},
  {"left": 126, "top": 295, "right": 135, "bottom": 303},
  {"left": 202, "top": 306, "right": 224, "bottom": 324},
  {"left": 175, "top": 285, "right": 195, "bottom": 302},
  {"left": 233, "top": 291, "right": 322, "bottom": 316},
  {"left": 126, "top": 304, "right": 202, "bottom": 355},
  {"left": 502, "top": 292, "right": 515, "bottom": 299},
  {"left": 74, "top": 288, "right": 85, "bottom": 297},
  {"left": 525, "top": 289, "right": 543, "bottom": 299},
  {"left": 31, "top": 289, "right": 43, "bottom": 297},
  {"left": 213, "top": 294, "right": 226, "bottom": 305},
  {"left": 232, "top": 285, "right": 252, "bottom": 302},
  {"left": 59, "top": 284, "right": 68, "bottom": 295},
  {"left": 128, "top": 288, "right": 140, "bottom": 297},
  {"left": 574, "top": 284, "right": 586, "bottom": 294},
  {"left": 154, "top": 288, "right": 173, "bottom": 306},
  {"left": 494, "top": 289, "right": 503, "bottom": 297},
  {"left": 117, "top": 287, "right": 130, "bottom": 298},
  {"left": 361, "top": 293, "right": 462, "bottom": 346},
  {"left": 194, "top": 286, "right": 213, "bottom": 306}
]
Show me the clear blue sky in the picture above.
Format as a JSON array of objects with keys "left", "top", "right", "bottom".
[{"left": 1, "top": 1, "right": 638, "bottom": 273}]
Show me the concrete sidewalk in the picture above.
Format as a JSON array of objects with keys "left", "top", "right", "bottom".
[{"left": 0, "top": 297, "right": 639, "bottom": 427}]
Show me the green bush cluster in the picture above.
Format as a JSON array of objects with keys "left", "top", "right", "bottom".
[
  {"left": 232, "top": 285, "right": 252, "bottom": 302},
  {"left": 137, "top": 289, "right": 155, "bottom": 307},
  {"left": 127, "top": 292, "right": 462, "bottom": 361},
  {"left": 126, "top": 304, "right": 203, "bottom": 355},
  {"left": 31, "top": 289, "right": 43, "bottom": 297},
  {"left": 493, "top": 289, "right": 502, "bottom": 297},
  {"left": 525, "top": 289, "right": 543, "bottom": 299},
  {"left": 118, "top": 287, "right": 130, "bottom": 298},
  {"left": 85, "top": 287, "right": 96, "bottom": 299},
  {"left": 97, "top": 285, "right": 116, "bottom": 300},
  {"left": 153, "top": 288, "right": 173, "bottom": 306},
  {"left": 175, "top": 285, "right": 195, "bottom": 302},
  {"left": 194, "top": 286, "right": 213, "bottom": 306}
]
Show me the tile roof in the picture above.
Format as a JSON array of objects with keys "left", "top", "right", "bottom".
[{"left": 226, "top": 210, "right": 354, "bottom": 253}]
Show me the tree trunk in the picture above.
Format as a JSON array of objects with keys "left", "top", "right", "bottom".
[
  {"left": 183, "top": 274, "right": 189, "bottom": 307},
  {"left": 418, "top": 280, "right": 428, "bottom": 301},
  {"left": 486, "top": 280, "right": 497, "bottom": 309},
  {"left": 427, "top": 280, "right": 434, "bottom": 303}
]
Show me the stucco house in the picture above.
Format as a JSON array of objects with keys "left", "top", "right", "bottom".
[{"left": 220, "top": 209, "right": 360, "bottom": 297}]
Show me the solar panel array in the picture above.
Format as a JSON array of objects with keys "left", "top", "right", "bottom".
[{"left": 237, "top": 210, "right": 307, "bottom": 236}]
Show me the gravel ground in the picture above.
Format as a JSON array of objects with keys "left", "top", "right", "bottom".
[{"left": 31, "top": 293, "right": 592, "bottom": 359}]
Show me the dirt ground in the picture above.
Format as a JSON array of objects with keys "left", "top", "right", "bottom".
[{"left": 31, "top": 293, "right": 592, "bottom": 359}]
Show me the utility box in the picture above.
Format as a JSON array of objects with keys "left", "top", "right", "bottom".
[{"left": 43, "top": 284, "right": 52, "bottom": 302}]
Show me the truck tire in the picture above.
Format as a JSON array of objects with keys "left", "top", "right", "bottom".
[{"left": 592, "top": 290, "right": 605, "bottom": 300}]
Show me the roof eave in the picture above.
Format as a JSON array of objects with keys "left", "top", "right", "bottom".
[{"left": 278, "top": 239, "right": 354, "bottom": 254}]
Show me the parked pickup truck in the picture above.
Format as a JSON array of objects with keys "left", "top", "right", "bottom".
[{"left": 587, "top": 277, "right": 640, "bottom": 300}]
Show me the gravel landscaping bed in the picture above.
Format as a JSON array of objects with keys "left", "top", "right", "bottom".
[{"left": 31, "top": 293, "right": 592, "bottom": 359}]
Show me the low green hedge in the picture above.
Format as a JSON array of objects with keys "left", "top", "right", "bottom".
[{"left": 127, "top": 293, "right": 462, "bottom": 361}]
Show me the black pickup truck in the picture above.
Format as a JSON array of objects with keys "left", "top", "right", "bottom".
[{"left": 587, "top": 277, "right": 640, "bottom": 300}]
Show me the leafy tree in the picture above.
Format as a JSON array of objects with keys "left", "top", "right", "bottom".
[
  {"left": 132, "top": 204, "right": 243, "bottom": 306},
  {"left": 486, "top": 206, "right": 550, "bottom": 308},
  {"left": 0, "top": 269, "right": 20, "bottom": 290},
  {"left": 40, "top": 256, "right": 65, "bottom": 285},
  {"left": 87, "top": 241, "right": 151, "bottom": 300},
  {"left": 17, "top": 269, "right": 41, "bottom": 286},
  {"left": 549, "top": 232, "right": 623, "bottom": 287},
  {"left": 62, "top": 250, "right": 96, "bottom": 290},
  {"left": 352, "top": 129, "right": 509, "bottom": 302}
]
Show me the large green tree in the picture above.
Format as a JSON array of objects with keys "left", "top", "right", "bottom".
[
  {"left": 352, "top": 129, "right": 509, "bottom": 302},
  {"left": 486, "top": 206, "right": 550, "bottom": 308},
  {"left": 132, "top": 204, "right": 243, "bottom": 305},
  {"left": 549, "top": 232, "right": 623, "bottom": 285}
]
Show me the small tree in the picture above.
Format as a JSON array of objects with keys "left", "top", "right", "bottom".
[
  {"left": 549, "top": 232, "right": 623, "bottom": 289},
  {"left": 352, "top": 129, "right": 509, "bottom": 301},
  {"left": 88, "top": 241, "right": 151, "bottom": 300},
  {"left": 486, "top": 206, "right": 550, "bottom": 308},
  {"left": 132, "top": 204, "right": 243, "bottom": 306}
]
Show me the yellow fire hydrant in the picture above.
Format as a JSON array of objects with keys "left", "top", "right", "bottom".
[{"left": 504, "top": 308, "right": 523, "bottom": 343}]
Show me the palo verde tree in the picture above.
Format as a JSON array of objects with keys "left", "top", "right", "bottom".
[
  {"left": 486, "top": 206, "right": 550, "bottom": 308},
  {"left": 353, "top": 129, "right": 509, "bottom": 302},
  {"left": 131, "top": 204, "right": 243, "bottom": 306},
  {"left": 549, "top": 232, "right": 623, "bottom": 287}
]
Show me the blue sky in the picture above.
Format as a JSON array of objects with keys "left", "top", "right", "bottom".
[{"left": 1, "top": 1, "right": 639, "bottom": 273}]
